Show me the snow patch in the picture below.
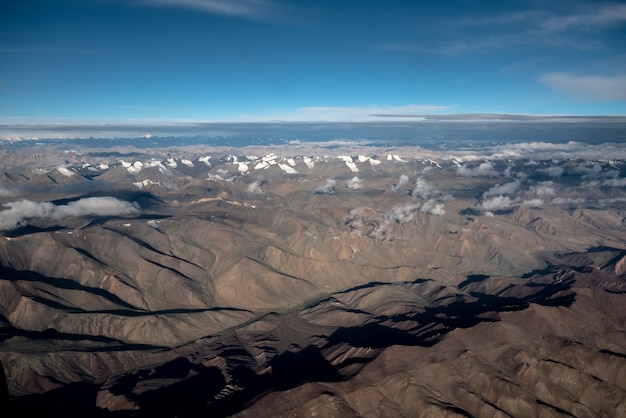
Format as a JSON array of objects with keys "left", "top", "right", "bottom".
[
  {"left": 56, "top": 167, "right": 75, "bottom": 177},
  {"left": 199, "top": 156, "right": 212, "bottom": 166},
  {"left": 278, "top": 163, "right": 298, "bottom": 174},
  {"left": 262, "top": 153, "right": 279, "bottom": 163},
  {"left": 339, "top": 155, "right": 358, "bottom": 172},
  {"left": 133, "top": 179, "right": 159, "bottom": 189},
  {"left": 390, "top": 154, "right": 406, "bottom": 162},
  {"left": 427, "top": 159, "right": 441, "bottom": 168},
  {"left": 127, "top": 161, "right": 144, "bottom": 175}
]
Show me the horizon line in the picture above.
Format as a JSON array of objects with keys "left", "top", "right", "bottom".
[{"left": 2, "top": 113, "right": 626, "bottom": 127}]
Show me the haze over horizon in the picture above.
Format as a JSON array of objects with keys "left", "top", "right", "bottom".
[{"left": 2, "top": 0, "right": 626, "bottom": 128}]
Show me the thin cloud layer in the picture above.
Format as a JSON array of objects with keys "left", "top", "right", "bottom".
[
  {"left": 481, "top": 141, "right": 626, "bottom": 162},
  {"left": 298, "top": 104, "right": 451, "bottom": 121},
  {"left": 537, "top": 166, "right": 564, "bottom": 177},
  {"left": 0, "top": 197, "right": 140, "bottom": 231},
  {"left": 540, "top": 73, "right": 626, "bottom": 102},
  {"left": 383, "top": 3, "right": 626, "bottom": 56},
  {"left": 603, "top": 177, "right": 626, "bottom": 187},
  {"left": 247, "top": 178, "right": 266, "bottom": 194},
  {"left": 140, "top": 0, "right": 278, "bottom": 20},
  {"left": 0, "top": 185, "right": 16, "bottom": 197}
]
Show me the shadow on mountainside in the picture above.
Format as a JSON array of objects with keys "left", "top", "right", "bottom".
[{"left": 5, "top": 275, "right": 577, "bottom": 418}]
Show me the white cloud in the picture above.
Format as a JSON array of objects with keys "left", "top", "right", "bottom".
[
  {"left": 483, "top": 180, "right": 520, "bottom": 197},
  {"left": 383, "top": 203, "right": 421, "bottom": 224},
  {"left": 390, "top": 174, "right": 410, "bottom": 192},
  {"left": 539, "top": 73, "right": 626, "bottom": 102},
  {"left": 346, "top": 207, "right": 367, "bottom": 232},
  {"left": 599, "top": 197, "right": 626, "bottom": 205},
  {"left": 485, "top": 141, "right": 626, "bottom": 162},
  {"left": 537, "top": 166, "right": 564, "bottom": 177},
  {"left": 247, "top": 178, "right": 266, "bottom": 194},
  {"left": 457, "top": 162, "right": 498, "bottom": 177},
  {"left": 345, "top": 176, "right": 363, "bottom": 190},
  {"left": 531, "top": 181, "right": 556, "bottom": 195},
  {"left": 480, "top": 195, "right": 518, "bottom": 210},
  {"left": 550, "top": 197, "right": 586, "bottom": 205},
  {"left": 347, "top": 207, "right": 367, "bottom": 221},
  {"left": 0, "top": 184, "right": 16, "bottom": 197},
  {"left": 0, "top": 197, "right": 140, "bottom": 231},
  {"left": 602, "top": 177, "right": 626, "bottom": 187},
  {"left": 411, "top": 177, "right": 442, "bottom": 199},
  {"left": 314, "top": 179, "right": 336, "bottom": 194},
  {"left": 421, "top": 199, "right": 445, "bottom": 216},
  {"left": 580, "top": 180, "right": 599, "bottom": 188},
  {"left": 522, "top": 198, "right": 543, "bottom": 208},
  {"left": 572, "top": 163, "right": 602, "bottom": 177},
  {"left": 369, "top": 203, "right": 421, "bottom": 239}
]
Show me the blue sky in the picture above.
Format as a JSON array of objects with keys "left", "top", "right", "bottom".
[{"left": 1, "top": 0, "right": 626, "bottom": 123}]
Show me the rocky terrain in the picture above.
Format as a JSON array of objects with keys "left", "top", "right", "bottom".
[{"left": 0, "top": 138, "right": 625, "bottom": 417}]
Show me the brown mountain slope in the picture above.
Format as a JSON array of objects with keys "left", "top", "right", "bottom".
[{"left": 0, "top": 147, "right": 625, "bottom": 417}]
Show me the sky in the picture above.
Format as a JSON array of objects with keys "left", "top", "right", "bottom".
[{"left": 1, "top": 0, "right": 626, "bottom": 125}]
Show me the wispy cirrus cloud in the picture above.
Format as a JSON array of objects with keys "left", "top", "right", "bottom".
[
  {"left": 539, "top": 73, "right": 626, "bottom": 102},
  {"left": 139, "top": 0, "right": 278, "bottom": 20},
  {"left": 453, "top": 4, "right": 626, "bottom": 32},
  {"left": 0, "top": 46, "right": 98, "bottom": 55},
  {"left": 380, "top": 3, "right": 626, "bottom": 55},
  {"left": 538, "top": 4, "right": 626, "bottom": 32}
]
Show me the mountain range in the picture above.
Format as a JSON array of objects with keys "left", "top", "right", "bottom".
[{"left": 1, "top": 138, "right": 625, "bottom": 417}]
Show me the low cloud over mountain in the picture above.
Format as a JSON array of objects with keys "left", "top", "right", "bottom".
[{"left": 0, "top": 197, "right": 139, "bottom": 230}]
